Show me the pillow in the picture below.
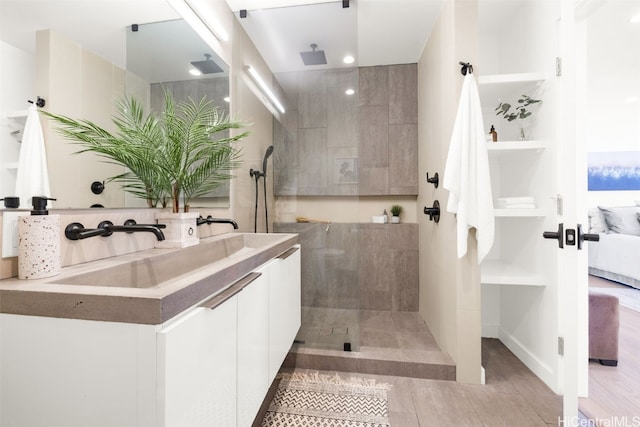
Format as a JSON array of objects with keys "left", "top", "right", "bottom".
[
  {"left": 598, "top": 206, "right": 640, "bottom": 236},
  {"left": 588, "top": 208, "right": 608, "bottom": 233}
]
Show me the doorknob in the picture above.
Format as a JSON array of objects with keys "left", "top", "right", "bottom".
[
  {"left": 543, "top": 223, "right": 564, "bottom": 248},
  {"left": 577, "top": 224, "right": 599, "bottom": 250},
  {"left": 423, "top": 200, "right": 440, "bottom": 223}
]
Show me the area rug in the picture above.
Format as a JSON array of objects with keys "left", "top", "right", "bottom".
[
  {"left": 591, "top": 287, "right": 640, "bottom": 312},
  {"left": 261, "top": 372, "right": 391, "bottom": 427}
]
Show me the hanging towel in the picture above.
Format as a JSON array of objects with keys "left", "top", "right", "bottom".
[
  {"left": 443, "top": 73, "right": 494, "bottom": 263},
  {"left": 15, "top": 105, "right": 51, "bottom": 208}
]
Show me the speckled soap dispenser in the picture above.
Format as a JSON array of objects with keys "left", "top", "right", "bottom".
[{"left": 18, "top": 196, "right": 60, "bottom": 280}]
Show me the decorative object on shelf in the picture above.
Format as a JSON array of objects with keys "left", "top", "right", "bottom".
[
  {"left": 390, "top": 204, "right": 403, "bottom": 223},
  {"left": 489, "top": 125, "right": 498, "bottom": 142},
  {"left": 495, "top": 94, "right": 541, "bottom": 141},
  {"left": 43, "top": 90, "right": 249, "bottom": 213}
]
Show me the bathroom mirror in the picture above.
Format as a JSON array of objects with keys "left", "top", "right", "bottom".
[{"left": 0, "top": 0, "right": 231, "bottom": 208}]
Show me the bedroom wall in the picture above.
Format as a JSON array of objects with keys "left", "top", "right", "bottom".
[{"left": 586, "top": 2, "right": 640, "bottom": 208}]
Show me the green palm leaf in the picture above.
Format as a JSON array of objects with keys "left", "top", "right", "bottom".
[{"left": 43, "top": 90, "right": 248, "bottom": 212}]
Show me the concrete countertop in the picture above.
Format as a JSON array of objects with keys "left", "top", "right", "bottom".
[{"left": 0, "top": 232, "right": 298, "bottom": 325}]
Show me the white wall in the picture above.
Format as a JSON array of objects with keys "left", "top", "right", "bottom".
[{"left": 0, "top": 41, "right": 35, "bottom": 199}]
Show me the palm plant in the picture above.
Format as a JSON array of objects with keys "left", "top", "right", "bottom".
[{"left": 43, "top": 91, "right": 248, "bottom": 213}]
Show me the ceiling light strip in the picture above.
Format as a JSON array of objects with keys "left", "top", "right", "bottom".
[
  {"left": 167, "top": 0, "right": 228, "bottom": 44},
  {"left": 246, "top": 66, "right": 285, "bottom": 114},
  {"left": 185, "top": 0, "right": 229, "bottom": 41}
]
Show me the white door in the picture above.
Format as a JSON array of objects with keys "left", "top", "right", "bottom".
[{"left": 550, "top": 0, "right": 593, "bottom": 419}]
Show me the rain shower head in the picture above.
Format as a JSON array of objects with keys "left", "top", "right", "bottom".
[
  {"left": 300, "top": 44, "right": 327, "bottom": 66},
  {"left": 190, "top": 54, "right": 223, "bottom": 74}
]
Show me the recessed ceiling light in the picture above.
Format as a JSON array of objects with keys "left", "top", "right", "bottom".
[
  {"left": 631, "top": 13, "right": 640, "bottom": 23},
  {"left": 625, "top": 96, "right": 638, "bottom": 104},
  {"left": 189, "top": 68, "right": 202, "bottom": 76},
  {"left": 343, "top": 55, "right": 355, "bottom": 64},
  {"left": 345, "top": 88, "right": 355, "bottom": 95}
]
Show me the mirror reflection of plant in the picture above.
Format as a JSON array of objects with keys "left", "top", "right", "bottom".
[
  {"left": 495, "top": 94, "right": 541, "bottom": 121},
  {"left": 44, "top": 91, "right": 249, "bottom": 213}
]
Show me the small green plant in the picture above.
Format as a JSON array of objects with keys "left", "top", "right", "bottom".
[
  {"left": 390, "top": 204, "right": 403, "bottom": 217},
  {"left": 495, "top": 95, "right": 541, "bottom": 122}
]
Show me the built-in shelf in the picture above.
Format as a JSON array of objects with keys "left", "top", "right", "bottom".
[
  {"left": 4, "top": 110, "right": 28, "bottom": 120},
  {"left": 487, "top": 140, "right": 546, "bottom": 152},
  {"left": 5, "top": 162, "right": 18, "bottom": 170},
  {"left": 481, "top": 260, "right": 546, "bottom": 286},
  {"left": 478, "top": 72, "right": 548, "bottom": 86},
  {"left": 494, "top": 208, "right": 545, "bottom": 217}
]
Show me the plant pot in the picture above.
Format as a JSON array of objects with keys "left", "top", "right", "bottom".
[
  {"left": 154, "top": 211, "right": 200, "bottom": 248},
  {"left": 391, "top": 216, "right": 400, "bottom": 224}
]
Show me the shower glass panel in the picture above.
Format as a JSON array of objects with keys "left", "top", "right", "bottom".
[{"left": 246, "top": 1, "right": 361, "bottom": 352}]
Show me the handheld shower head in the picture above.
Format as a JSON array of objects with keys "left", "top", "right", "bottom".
[{"left": 262, "top": 145, "right": 274, "bottom": 177}]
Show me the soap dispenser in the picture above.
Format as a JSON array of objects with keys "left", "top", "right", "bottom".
[{"left": 18, "top": 196, "right": 61, "bottom": 280}]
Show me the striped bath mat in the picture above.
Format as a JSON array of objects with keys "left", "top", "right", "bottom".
[{"left": 261, "top": 372, "right": 391, "bottom": 427}]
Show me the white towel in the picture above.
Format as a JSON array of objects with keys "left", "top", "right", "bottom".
[
  {"left": 15, "top": 105, "right": 51, "bottom": 208},
  {"left": 443, "top": 74, "right": 494, "bottom": 263}
]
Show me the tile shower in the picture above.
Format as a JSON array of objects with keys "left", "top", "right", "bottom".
[{"left": 274, "top": 222, "right": 419, "bottom": 352}]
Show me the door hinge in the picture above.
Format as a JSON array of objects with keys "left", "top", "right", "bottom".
[
  {"left": 558, "top": 336, "right": 564, "bottom": 356},
  {"left": 556, "top": 57, "right": 562, "bottom": 77},
  {"left": 556, "top": 194, "right": 563, "bottom": 216}
]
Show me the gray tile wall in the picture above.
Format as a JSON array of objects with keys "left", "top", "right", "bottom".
[
  {"left": 273, "top": 64, "right": 418, "bottom": 196},
  {"left": 274, "top": 222, "right": 419, "bottom": 312}
]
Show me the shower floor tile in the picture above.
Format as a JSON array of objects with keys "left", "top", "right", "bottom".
[{"left": 288, "top": 307, "right": 455, "bottom": 380}]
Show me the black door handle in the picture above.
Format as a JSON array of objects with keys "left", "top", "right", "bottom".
[
  {"left": 577, "top": 224, "right": 599, "bottom": 250},
  {"left": 543, "top": 223, "right": 564, "bottom": 248}
]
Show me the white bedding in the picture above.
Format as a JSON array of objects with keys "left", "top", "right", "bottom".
[{"left": 588, "top": 233, "right": 640, "bottom": 289}]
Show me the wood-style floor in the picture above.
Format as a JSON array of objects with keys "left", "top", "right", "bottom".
[
  {"left": 580, "top": 276, "right": 640, "bottom": 421},
  {"left": 270, "top": 339, "right": 561, "bottom": 426}
]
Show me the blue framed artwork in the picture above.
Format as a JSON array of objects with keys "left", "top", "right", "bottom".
[{"left": 588, "top": 151, "right": 640, "bottom": 191}]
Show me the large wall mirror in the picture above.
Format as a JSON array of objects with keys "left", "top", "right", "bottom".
[{"left": 0, "top": 0, "right": 230, "bottom": 209}]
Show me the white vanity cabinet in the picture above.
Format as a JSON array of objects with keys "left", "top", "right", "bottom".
[
  {"left": 267, "top": 246, "right": 301, "bottom": 380},
  {"left": 158, "top": 292, "right": 239, "bottom": 427},
  {"left": 0, "top": 244, "right": 301, "bottom": 427}
]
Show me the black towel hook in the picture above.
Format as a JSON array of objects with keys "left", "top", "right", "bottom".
[
  {"left": 459, "top": 62, "right": 473, "bottom": 76},
  {"left": 28, "top": 96, "right": 46, "bottom": 108}
]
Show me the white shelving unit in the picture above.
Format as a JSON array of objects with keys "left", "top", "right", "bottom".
[
  {"left": 3, "top": 110, "right": 27, "bottom": 174},
  {"left": 480, "top": 73, "right": 551, "bottom": 287}
]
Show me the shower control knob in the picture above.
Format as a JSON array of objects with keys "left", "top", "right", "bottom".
[{"left": 423, "top": 200, "right": 440, "bottom": 223}]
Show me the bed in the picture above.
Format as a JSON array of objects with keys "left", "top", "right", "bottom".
[{"left": 588, "top": 206, "right": 640, "bottom": 289}]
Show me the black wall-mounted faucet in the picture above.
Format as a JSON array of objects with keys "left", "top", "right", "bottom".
[
  {"left": 197, "top": 215, "right": 238, "bottom": 230},
  {"left": 65, "top": 223, "right": 109, "bottom": 240},
  {"left": 98, "top": 219, "right": 166, "bottom": 241}
]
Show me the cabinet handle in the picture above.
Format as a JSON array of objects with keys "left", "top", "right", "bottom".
[
  {"left": 277, "top": 246, "right": 299, "bottom": 260},
  {"left": 200, "top": 272, "right": 262, "bottom": 310}
]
